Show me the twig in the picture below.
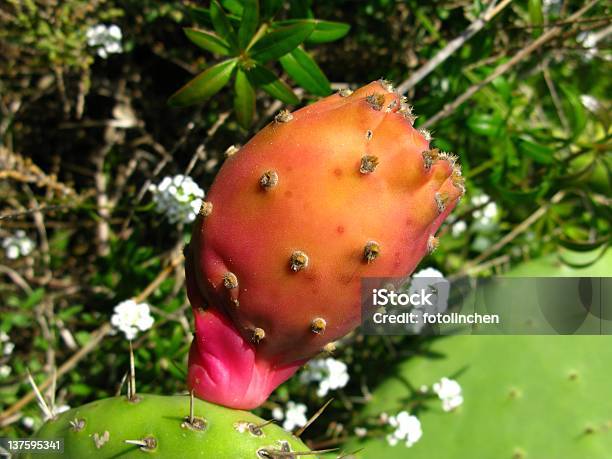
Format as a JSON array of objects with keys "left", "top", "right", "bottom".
[
  {"left": 543, "top": 66, "right": 569, "bottom": 131},
  {"left": 421, "top": 0, "right": 600, "bottom": 128},
  {"left": 456, "top": 191, "right": 565, "bottom": 276},
  {"left": 397, "top": 0, "right": 514, "bottom": 95}
]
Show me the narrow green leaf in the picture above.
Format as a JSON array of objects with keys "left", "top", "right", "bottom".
[
  {"left": 279, "top": 47, "right": 331, "bottom": 96},
  {"left": 261, "top": 0, "right": 283, "bottom": 19},
  {"left": 557, "top": 236, "right": 609, "bottom": 253},
  {"left": 517, "top": 136, "right": 555, "bottom": 164},
  {"left": 466, "top": 113, "right": 503, "bottom": 137},
  {"left": 246, "top": 65, "right": 299, "bottom": 105},
  {"left": 189, "top": 6, "right": 241, "bottom": 29},
  {"left": 221, "top": 0, "right": 244, "bottom": 15},
  {"left": 528, "top": 0, "right": 544, "bottom": 37},
  {"left": 168, "top": 59, "right": 237, "bottom": 107},
  {"left": 184, "top": 28, "right": 231, "bottom": 55},
  {"left": 249, "top": 21, "right": 315, "bottom": 63},
  {"left": 238, "top": 0, "right": 259, "bottom": 49},
  {"left": 188, "top": 7, "right": 212, "bottom": 27},
  {"left": 234, "top": 68, "right": 255, "bottom": 128},
  {"left": 210, "top": 0, "right": 238, "bottom": 50},
  {"left": 559, "top": 83, "right": 587, "bottom": 139},
  {"left": 275, "top": 19, "right": 351, "bottom": 44}
]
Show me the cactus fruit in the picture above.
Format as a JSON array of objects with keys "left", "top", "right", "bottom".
[
  {"left": 27, "top": 394, "right": 311, "bottom": 458},
  {"left": 186, "top": 80, "right": 464, "bottom": 409}
]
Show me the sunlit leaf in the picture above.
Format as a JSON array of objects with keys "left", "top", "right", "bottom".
[
  {"left": 184, "top": 28, "right": 231, "bottom": 55},
  {"left": 246, "top": 64, "right": 299, "bottom": 105},
  {"left": 238, "top": 0, "right": 259, "bottom": 49},
  {"left": 279, "top": 47, "right": 331, "bottom": 96},
  {"left": 210, "top": 0, "right": 238, "bottom": 50},
  {"left": 234, "top": 68, "right": 255, "bottom": 128},
  {"left": 275, "top": 19, "right": 351, "bottom": 44},
  {"left": 249, "top": 21, "right": 315, "bottom": 63},
  {"left": 168, "top": 59, "right": 237, "bottom": 107}
]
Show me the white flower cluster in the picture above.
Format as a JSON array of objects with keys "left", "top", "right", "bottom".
[
  {"left": 2, "top": 230, "right": 35, "bottom": 260},
  {"left": 299, "top": 357, "right": 350, "bottom": 397},
  {"left": 149, "top": 175, "right": 205, "bottom": 224},
  {"left": 86, "top": 24, "right": 123, "bottom": 58},
  {"left": 471, "top": 193, "right": 498, "bottom": 226},
  {"left": 386, "top": 411, "right": 423, "bottom": 448},
  {"left": 433, "top": 377, "right": 464, "bottom": 412},
  {"left": 272, "top": 401, "right": 308, "bottom": 431},
  {"left": 1, "top": 331, "right": 14, "bottom": 356},
  {"left": 110, "top": 300, "right": 154, "bottom": 340}
]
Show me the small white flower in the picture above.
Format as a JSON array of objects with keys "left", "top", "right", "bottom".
[
  {"left": 300, "top": 358, "right": 350, "bottom": 397},
  {"left": 86, "top": 24, "right": 123, "bottom": 58},
  {"left": 0, "top": 364, "right": 11, "bottom": 378},
  {"left": 451, "top": 220, "right": 467, "bottom": 237},
  {"left": 354, "top": 427, "right": 368, "bottom": 437},
  {"left": 149, "top": 175, "right": 205, "bottom": 224},
  {"left": 110, "top": 299, "right": 154, "bottom": 340},
  {"left": 2, "top": 230, "right": 35, "bottom": 259},
  {"left": 408, "top": 268, "right": 450, "bottom": 316},
  {"left": 273, "top": 401, "right": 308, "bottom": 431},
  {"left": 386, "top": 411, "right": 422, "bottom": 448},
  {"left": 580, "top": 95, "right": 600, "bottom": 113},
  {"left": 22, "top": 416, "right": 35, "bottom": 429},
  {"left": 3, "top": 341, "right": 15, "bottom": 356},
  {"left": 472, "top": 194, "right": 498, "bottom": 226},
  {"left": 1, "top": 332, "right": 14, "bottom": 356},
  {"left": 271, "top": 407, "right": 284, "bottom": 421},
  {"left": 433, "top": 377, "right": 463, "bottom": 412}
]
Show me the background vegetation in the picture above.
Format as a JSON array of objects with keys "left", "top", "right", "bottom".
[{"left": 0, "top": 0, "right": 609, "bottom": 456}]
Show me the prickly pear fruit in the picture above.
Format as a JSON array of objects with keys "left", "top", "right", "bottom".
[
  {"left": 28, "top": 394, "right": 310, "bottom": 458},
  {"left": 186, "top": 80, "right": 465, "bottom": 409}
]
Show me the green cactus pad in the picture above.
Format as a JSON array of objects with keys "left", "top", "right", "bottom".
[
  {"left": 26, "top": 394, "right": 311, "bottom": 459},
  {"left": 342, "top": 251, "right": 612, "bottom": 458}
]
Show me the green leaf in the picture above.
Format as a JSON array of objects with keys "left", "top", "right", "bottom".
[
  {"left": 466, "top": 113, "right": 503, "bottom": 137},
  {"left": 238, "top": 0, "right": 259, "bottom": 49},
  {"left": 210, "top": 0, "right": 238, "bottom": 50},
  {"left": 234, "top": 68, "right": 255, "bottom": 128},
  {"left": 275, "top": 19, "right": 351, "bottom": 44},
  {"left": 188, "top": 7, "right": 212, "bottom": 27},
  {"left": 528, "top": 0, "right": 544, "bottom": 37},
  {"left": 246, "top": 64, "right": 299, "bottom": 105},
  {"left": 559, "top": 83, "right": 587, "bottom": 139},
  {"left": 220, "top": 0, "right": 243, "bottom": 15},
  {"left": 183, "top": 28, "right": 231, "bottom": 55},
  {"left": 557, "top": 236, "right": 609, "bottom": 253},
  {"left": 261, "top": 0, "right": 283, "bottom": 19},
  {"left": 168, "top": 59, "right": 237, "bottom": 107},
  {"left": 279, "top": 47, "right": 331, "bottom": 96},
  {"left": 249, "top": 21, "right": 315, "bottom": 63},
  {"left": 517, "top": 136, "right": 555, "bottom": 164}
]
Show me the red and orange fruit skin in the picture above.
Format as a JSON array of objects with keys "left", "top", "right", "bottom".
[{"left": 186, "top": 80, "right": 464, "bottom": 409}]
